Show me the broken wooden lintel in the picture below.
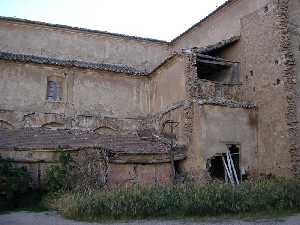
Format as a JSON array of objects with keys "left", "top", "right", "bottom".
[
  {"left": 197, "top": 59, "right": 233, "bottom": 67},
  {"left": 197, "top": 53, "right": 239, "bottom": 64}
]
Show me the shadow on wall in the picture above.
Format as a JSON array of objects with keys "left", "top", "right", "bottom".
[{"left": 41, "top": 122, "right": 65, "bottom": 129}]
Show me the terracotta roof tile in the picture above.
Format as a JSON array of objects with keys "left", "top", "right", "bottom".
[
  {"left": 0, "top": 128, "right": 170, "bottom": 154},
  {"left": 0, "top": 51, "right": 146, "bottom": 76}
]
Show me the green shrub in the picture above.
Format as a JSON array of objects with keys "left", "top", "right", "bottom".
[
  {"left": 48, "top": 179, "right": 300, "bottom": 221},
  {"left": 46, "top": 152, "right": 74, "bottom": 193},
  {"left": 0, "top": 156, "right": 32, "bottom": 211},
  {"left": 46, "top": 150, "right": 109, "bottom": 193}
]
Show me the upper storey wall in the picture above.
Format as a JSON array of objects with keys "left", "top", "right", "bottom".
[
  {"left": 150, "top": 55, "right": 188, "bottom": 114},
  {"left": 0, "top": 60, "right": 149, "bottom": 118},
  {"left": 0, "top": 18, "right": 170, "bottom": 73},
  {"left": 172, "top": 0, "right": 270, "bottom": 50},
  {"left": 239, "top": 0, "right": 294, "bottom": 177},
  {"left": 0, "top": 0, "right": 272, "bottom": 75}
]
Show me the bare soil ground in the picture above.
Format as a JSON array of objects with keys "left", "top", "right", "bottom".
[{"left": 0, "top": 211, "right": 300, "bottom": 225}]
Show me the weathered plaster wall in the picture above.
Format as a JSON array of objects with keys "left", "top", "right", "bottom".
[
  {"left": 0, "top": 61, "right": 150, "bottom": 125},
  {"left": 144, "top": 101, "right": 190, "bottom": 146},
  {"left": 181, "top": 104, "right": 257, "bottom": 179},
  {"left": 0, "top": 149, "right": 173, "bottom": 187},
  {"left": 288, "top": 0, "right": 300, "bottom": 177},
  {"left": 173, "top": 0, "right": 270, "bottom": 50},
  {"left": 0, "top": 109, "right": 143, "bottom": 135},
  {"left": 240, "top": 1, "right": 294, "bottom": 177},
  {"left": 210, "top": 41, "right": 242, "bottom": 62},
  {"left": 72, "top": 69, "right": 149, "bottom": 117},
  {"left": 0, "top": 19, "right": 170, "bottom": 72},
  {"left": 0, "top": 149, "right": 68, "bottom": 187},
  {"left": 108, "top": 163, "right": 172, "bottom": 186},
  {"left": 150, "top": 55, "right": 187, "bottom": 114}
]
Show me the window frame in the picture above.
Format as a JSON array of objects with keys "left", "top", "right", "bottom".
[{"left": 46, "top": 76, "right": 64, "bottom": 102}]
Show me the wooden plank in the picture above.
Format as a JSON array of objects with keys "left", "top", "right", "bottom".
[
  {"left": 198, "top": 59, "right": 232, "bottom": 67},
  {"left": 197, "top": 54, "right": 238, "bottom": 64}
]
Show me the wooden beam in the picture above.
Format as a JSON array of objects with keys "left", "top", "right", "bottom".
[
  {"left": 197, "top": 59, "right": 232, "bottom": 67},
  {"left": 197, "top": 53, "right": 239, "bottom": 64}
]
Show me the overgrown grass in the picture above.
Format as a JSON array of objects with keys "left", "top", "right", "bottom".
[{"left": 46, "top": 179, "right": 300, "bottom": 221}]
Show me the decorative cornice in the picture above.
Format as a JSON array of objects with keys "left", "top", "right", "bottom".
[{"left": 0, "top": 51, "right": 146, "bottom": 76}]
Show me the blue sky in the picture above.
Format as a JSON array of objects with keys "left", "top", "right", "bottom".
[{"left": 0, "top": 0, "right": 227, "bottom": 41}]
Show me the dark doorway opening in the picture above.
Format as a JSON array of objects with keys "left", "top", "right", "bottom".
[
  {"left": 209, "top": 155, "right": 225, "bottom": 180},
  {"left": 207, "top": 144, "right": 241, "bottom": 182},
  {"left": 174, "top": 160, "right": 181, "bottom": 175}
]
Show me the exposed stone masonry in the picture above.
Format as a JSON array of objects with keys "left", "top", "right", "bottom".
[
  {"left": 195, "top": 80, "right": 243, "bottom": 102},
  {"left": 185, "top": 53, "right": 198, "bottom": 98},
  {"left": 195, "top": 97, "right": 256, "bottom": 109},
  {"left": 277, "top": 0, "right": 299, "bottom": 177}
]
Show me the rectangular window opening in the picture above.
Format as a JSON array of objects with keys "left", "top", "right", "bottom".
[{"left": 47, "top": 78, "right": 63, "bottom": 101}]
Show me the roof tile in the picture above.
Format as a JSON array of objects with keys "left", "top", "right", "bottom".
[{"left": 0, "top": 128, "right": 170, "bottom": 154}]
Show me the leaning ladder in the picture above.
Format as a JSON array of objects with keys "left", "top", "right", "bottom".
[{"left": 222, "top": 151, "right": 240, "bottom": 185}]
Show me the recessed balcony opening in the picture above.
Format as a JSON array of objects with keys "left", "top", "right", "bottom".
[{"left": 196, "top": 54, "right": 240, "bottom": 83}]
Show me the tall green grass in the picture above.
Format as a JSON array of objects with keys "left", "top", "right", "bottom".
[{"left": 47, "top": 179, "right": 300, "bottom": 221}]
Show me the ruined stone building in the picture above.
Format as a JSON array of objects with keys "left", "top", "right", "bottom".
[{"left": 0, "top": 0, "right": 299, "bottom": 187}]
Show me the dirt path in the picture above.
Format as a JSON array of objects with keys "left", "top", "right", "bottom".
[{"left": 0, "top": 211, "right": 300, "bottom": 225}]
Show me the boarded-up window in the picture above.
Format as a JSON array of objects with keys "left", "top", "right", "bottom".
[{"left": 47, "top": 78, "right": 63, "bottom": 101}]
